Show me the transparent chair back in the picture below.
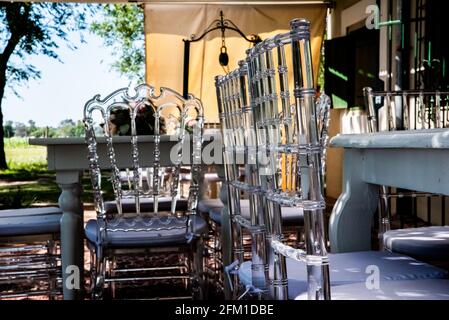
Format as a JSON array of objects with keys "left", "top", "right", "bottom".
[
  {"left": 215, "top": 60, "right": 269, "bottom": 298},
  {"left": 364, "top": 87, "right": 449, "bottom": 131},
  {"left": 83, "top": 84, "right": 204, "bottom": 239},
  {"left": 316, "top": 93, "right": 331, "bottom": 188},
  {"left": 245, "top": 18, "right": 330, "bottom": 300}
]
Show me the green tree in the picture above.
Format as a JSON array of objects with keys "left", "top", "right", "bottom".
[
  {"left": 0, "top": 2, "right": 91, "bottom": 169},
  {"left": 73, "top": 120, "right": 85, "bottom": 137},
  {"left": 3, "top": 120, "right": 14, "bottom": 138},
  {"left": 14, "top": 122, "right": 27, "bottom": 137},
  {"left": 26, "top": 119, "right": 37, "bottom": 136},
  {"left": 57, "top": 119, "right": 76, "bottom": 137},
  {"left": 91, "top": 4, "right": 145, "bottom": 83},
  {"left": 46, "top": 126, "right": 58, "bottom": 138}
]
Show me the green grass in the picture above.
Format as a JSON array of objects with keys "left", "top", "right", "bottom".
[
  {"left": 3, "top": 137, "right": 48, "bottom": 178},
  {"left": 0, "top": 138, "right": 55, "bottom": 208},
  {"left": 0, "top": 138, "right": 113, "bottom": 209}
]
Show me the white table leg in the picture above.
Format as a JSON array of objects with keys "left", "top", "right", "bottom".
[
  {"left": 57, "top": 170, "right": 84, "bottom": 300},
  {"left": 329, "top": 149, "right": 379, "bottom": 253}
]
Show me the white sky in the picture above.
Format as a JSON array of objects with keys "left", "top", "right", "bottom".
[{"left": 2, "top": 31, "right": 129, "bottom": 127}]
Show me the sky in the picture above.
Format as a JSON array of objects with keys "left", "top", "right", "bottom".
[{"left": 2, "top": 31, "right": 130, "bottom": 127}]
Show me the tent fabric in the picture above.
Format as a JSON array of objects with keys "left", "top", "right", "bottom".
[{"left": 144, "top": 3, "right": 327, "bottom": 122}]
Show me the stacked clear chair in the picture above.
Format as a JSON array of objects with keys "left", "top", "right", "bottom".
[
  {"left": 216, "top": 19, "right": 331, "bottom": 300},
  {"left": 215, "top": 59, "right": 269, "bottom": 299},
  {"left": 364, "top": 87, "right": 449, "bottom": 132},
  {"left": 83, "top": 84, "right": 207, "bottom": 299},
  {"left": 0, "top": 207, "right": 62, "bottom": 299}
]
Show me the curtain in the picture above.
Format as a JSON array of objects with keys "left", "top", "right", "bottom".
[{"left": 145, "top": 3, "right": 327, "bottom": 122}]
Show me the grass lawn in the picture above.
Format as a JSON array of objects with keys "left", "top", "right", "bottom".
[
  {"left": 3, "top": 137, "right": 48, "bottom": 177},
  {"left": 0, "top": 138, "right": 111, "bottom": 209}
]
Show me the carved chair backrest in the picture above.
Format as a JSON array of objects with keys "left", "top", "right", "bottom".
[{"left": 83, "top": 84, "right": 204, "bottom": 234}]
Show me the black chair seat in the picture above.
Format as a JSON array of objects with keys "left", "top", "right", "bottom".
[
  {"left": 0, "top": 207, "right": 62, "bottom": 236},
  {"left": 85, "top": 215, "right": 208, "bottom": 248}
]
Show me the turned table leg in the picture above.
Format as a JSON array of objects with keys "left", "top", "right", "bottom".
[
  {"left": 57, "top": 170, "right": 84, "bottom": 300},
  {"left": 329, "top": 149, "right": 379, "bottom": 253}
]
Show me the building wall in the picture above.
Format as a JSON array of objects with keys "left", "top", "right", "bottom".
[
  {"left": 325, "top": 0, "right": 375, "bottom": 200},
  {"left": 328, "top": 0, "right": 449, "bottom": 225}
]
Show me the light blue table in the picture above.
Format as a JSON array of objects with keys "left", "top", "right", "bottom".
[{"left": 329, "top": 129, "right": 449, "bottom": 252}]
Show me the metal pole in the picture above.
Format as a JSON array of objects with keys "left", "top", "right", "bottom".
[{"left": 183, "top": 40, "right": 191, "bottom": 98}]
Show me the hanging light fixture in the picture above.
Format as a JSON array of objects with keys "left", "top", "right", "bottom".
[
  {"left": 182, "top": 10, "right": 261, "bottom": 97},
  {"left": 219, "top": 25, "right": 229, "bottom": 67}
]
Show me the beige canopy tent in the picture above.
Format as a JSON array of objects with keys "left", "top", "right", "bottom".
[
  {"left": 1, "top": 0, "right": 328, "bottom": 122},
  {"left": 144, "top": 1, "right": 329, "bottom": 122}
]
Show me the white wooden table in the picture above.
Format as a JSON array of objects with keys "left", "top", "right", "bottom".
[
  {"left": 30, "top": 134, "right": 226, "bottom": 299},
  {"left": 329, "top": 129, "right": 449, "bottom": 253}
]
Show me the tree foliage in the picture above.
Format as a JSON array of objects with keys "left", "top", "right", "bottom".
[
  {"left": 5, "top": 119, "right": 85, "bottom": 138},
  {"left": 3, "top": 120, "right": 14, "bottom": 138},
  {"left": 0, "top": 2, "right": 92, "bottom": 169},
  {"left": 90, "top": 4, "right": 145, "bottom": 83},
  {"left": 1, "top": 2, "right": 91, "bottom": 95}
]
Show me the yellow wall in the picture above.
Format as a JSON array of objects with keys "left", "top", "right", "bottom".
[
  {"left": 142, "top": 2, "right": 351, "bottom": 201},
  {"left": 144, "top": 3, "right": 326, "bottom": 122},
  {"left": 324, "top": 0, "right": 372, "bottom": 201}
]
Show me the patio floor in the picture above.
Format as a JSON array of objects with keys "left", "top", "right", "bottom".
[{"left": 3, "top": 196, "right": 442, "bottom": 300}]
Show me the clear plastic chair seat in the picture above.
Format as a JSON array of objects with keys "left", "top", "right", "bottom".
[
  {"left": 295, "top": 279, "right": 449, "bottom": 300},
  {"left": 85, "top": 216, "right": 208, "bottom": 248},
  {"left": 383, "top": 226, "right": 449, "bottom": 261},
  {"left": 0, "top": 207, "right": 62, "bottom": 236},
  {"left": 238, "top": 251, "right": 448, "bottom": 299}
]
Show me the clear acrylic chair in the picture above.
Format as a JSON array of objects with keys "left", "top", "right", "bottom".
[
  {"left": 83, "top": 84, "right": 207, "bottom": 299},
  {"left": 215, "top": 19, "right": 332, "bottom": 300},
  {"left": 212, "top": 19, "right": 449, "bottom": 300},
  {"left": 316, "top": 93, "right": 331, "bottom": 193},
  {"left": 224, "top": 20, "right": 448, "bottom": 301},
  {"left": 0, "top": 207, "right": 62, "bottom": 299},
  {"left": 215, "top": 60, "right": 270, "bottom": 299},
  {"left": 245, "top": 19, "right": 330, "bottom": 300}
]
